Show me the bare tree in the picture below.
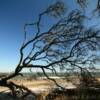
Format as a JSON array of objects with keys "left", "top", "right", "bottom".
[{"left": 0, "top": 1, "right": 100, "bottom": 99}]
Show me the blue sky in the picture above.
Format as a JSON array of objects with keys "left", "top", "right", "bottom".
[
  {"left": 0, "top": 0, "right": 51, "bottom": 72},
  {"left": 0, "top": 0, "right": 60, "bottom": 72},
  {"left": 0, "top": 0, "right": 98, "bottom": 72},
  {"left": 0, "top": 0, "right": 73, "bottom": 72}
]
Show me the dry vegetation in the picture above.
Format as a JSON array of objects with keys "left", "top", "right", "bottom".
[
  {"left": 0, "top": 77, "right": 76, "bottom": 93},
  {"left": 0, "top": 77, "right": 100, "bottom": 100},
  {"left": 0, "top": 77, "right": 78, "bottom": 100}
]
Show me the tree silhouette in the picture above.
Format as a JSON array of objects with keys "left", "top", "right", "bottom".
[{"left": 0, "top": 1, "right": 100, "bottom": 99}]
